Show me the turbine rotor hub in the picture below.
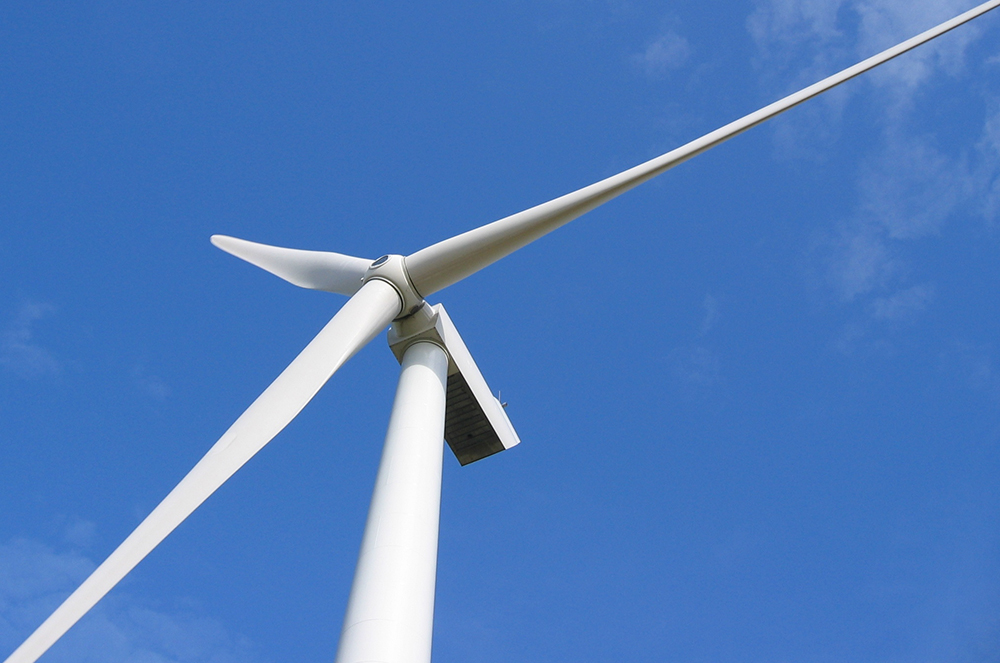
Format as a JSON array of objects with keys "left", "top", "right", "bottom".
[{"left": 362, "top": 254, "right": 425, "bottom": 319}]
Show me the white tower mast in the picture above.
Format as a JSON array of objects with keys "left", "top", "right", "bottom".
[{"left": 335, "top": 340, "right": 449, "bottom": 663}]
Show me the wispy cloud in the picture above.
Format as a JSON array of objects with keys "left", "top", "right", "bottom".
[
  {"left": 748, "top": 0, "right": 848, "bottom": 64},
  {"left": 750, "top": 0, "right": 1000, "bottom": 350},
  {"left": 822, "top": 222, "right": 899, "bottom": 301},
  {"left": 132, "top": 363, "right": 171, "bottom": 402},
  {"left": 700, "top": 293, "right": 720, "bottom": 334},
  {"left": 869, "top": 283, "right": 935, "bottom": 321},
  {"left": 60, "top": 519, "right": 99, "bottom": 550},
  {"left": 979, "top": 102, "right": 1000, "bottom": 224},
  {"left": 0, "top": 536, "right": 263, "bottom": 663},
  {"left": 669, "top": 293, "right": 724, "bottom": 389},
  {"left": 747, "top": 0, "right": 851, "bottom": 96},
  {"left": 860, "top": 131, "right": 973, "bottom": 239},
  {"left": 0, "top": 303, "right": 60, "bottom": 379},
  {"left": 854, "top": 0, "right": 985, "bottom": 111},
  {"left": 819, "top": 122, "right": 997, "bottom": 321},
  {"left": 747, "top": 0, "right": 856, "bottom": 159},
  {"left": 633, "top": 29, "right": 691, "bottom": 77},
  {"left": 940, "top": 341, "right": 1000, "bottom": 402},
  {"left": 749, "top": 0, "right": 982, "bottom": 108},
  {"left": 748, "top": 0, "right": 993, "bottom": 157},
  {"left": 669, "top": 345, "right": 722, "bottom": 387}
]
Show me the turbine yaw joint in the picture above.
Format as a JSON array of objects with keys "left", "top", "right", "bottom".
[{"left": 387, "top": 302, "right": 520, "bottom": 465}]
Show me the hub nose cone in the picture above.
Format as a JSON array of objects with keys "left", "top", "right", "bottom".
[{"left": 362, "top": 254, "right": 425, "bottom": 318}]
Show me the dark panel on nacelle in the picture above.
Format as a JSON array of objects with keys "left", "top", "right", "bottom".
[{"left": 444, "top": 372, "right": 506, "bottom": 465}]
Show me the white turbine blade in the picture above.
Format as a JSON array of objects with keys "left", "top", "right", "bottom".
[
  {"left": 405, "top": 0, "right": 1000, "bottom": 296},
  {"left": 212, "top": 234, "right": 371, "bottom": 296},
  {"left": 3, "top": 278, "right": 401, "bottom": 663}
]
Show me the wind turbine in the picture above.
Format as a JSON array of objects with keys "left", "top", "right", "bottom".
[{"left": 5, "top": 1, "right": 999, "bottom": 661}]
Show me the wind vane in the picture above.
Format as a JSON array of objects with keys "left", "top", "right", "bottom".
[{"left": 6, "top": 1, "right": 999, "bottom": 661}]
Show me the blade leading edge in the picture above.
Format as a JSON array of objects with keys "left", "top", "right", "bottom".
[
  {"left": 3, "top": 278, "right": 402, "bottom": 663},
  {"left": 404, "top": 0, "right": 1000, "bottom": 296}
]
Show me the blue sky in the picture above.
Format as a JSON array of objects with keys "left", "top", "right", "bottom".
[{"left": 2, "top": 1, "right": 1000, "bottom": 661}]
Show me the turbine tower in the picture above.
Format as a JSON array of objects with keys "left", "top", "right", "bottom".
[{"left": 5, "top": 2, "right": 999, "bottom": 661}]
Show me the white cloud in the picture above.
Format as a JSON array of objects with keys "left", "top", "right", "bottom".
[
  {"left": 824, "top": 224, "right": 898, "bottom": 301},
  {"left": 749, "top": 0, "right": 982, "bottom": 110},
  {"left": 669, "top": 345, "right": 722, "bottom": 387},
  {"left": 61, "top": 519, "right": 99, "bottom": 550},
  {"left": 821, "top": 118, "right": 998, "bottom": 312},
  {"left": 700, "top": 293, "right": 720, "bottom": 334},
  {"left": 748, "top": 0, "right": 847, "bottom": 59},
  {"left": 747, "top": 0, "right": 989, "bottom": 155},
  {"left": 748, "top": 0, "right": 851, "bottom": 92},
  {"left": 750, "top": 0, "right": 999, "bottom": 346},
  {"left": 0, "top": 303, "right": 60, "bottom": 379},
  {"left": 978, "top": 103, "right": 1000, "bottom": 223},
  {"left": 857, "top": 130, "right": 972, "bottom": 240},
  {"left": 940, "top": 341, "right": 1000, "bottom": 402},
  {"left": 855, "top": 0, "right": 984, "bottom": 114},
  {"left": 869, "top": 283, "right": 935, "bottom": 321},
  {"left": 634, "top": 30, "right": 691, "bottom": 77},
  {"left": 747, "top": 0, "right": 855, "bottom": 159},
  {"left": 0, "top": 537, "right": 263, "bottom": 663},
  {"left": 0, "top": 539, "right": 92, "bottom": 612},
  {"left": 132, "top": 364, "right": 171, "bottom": 402}
]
